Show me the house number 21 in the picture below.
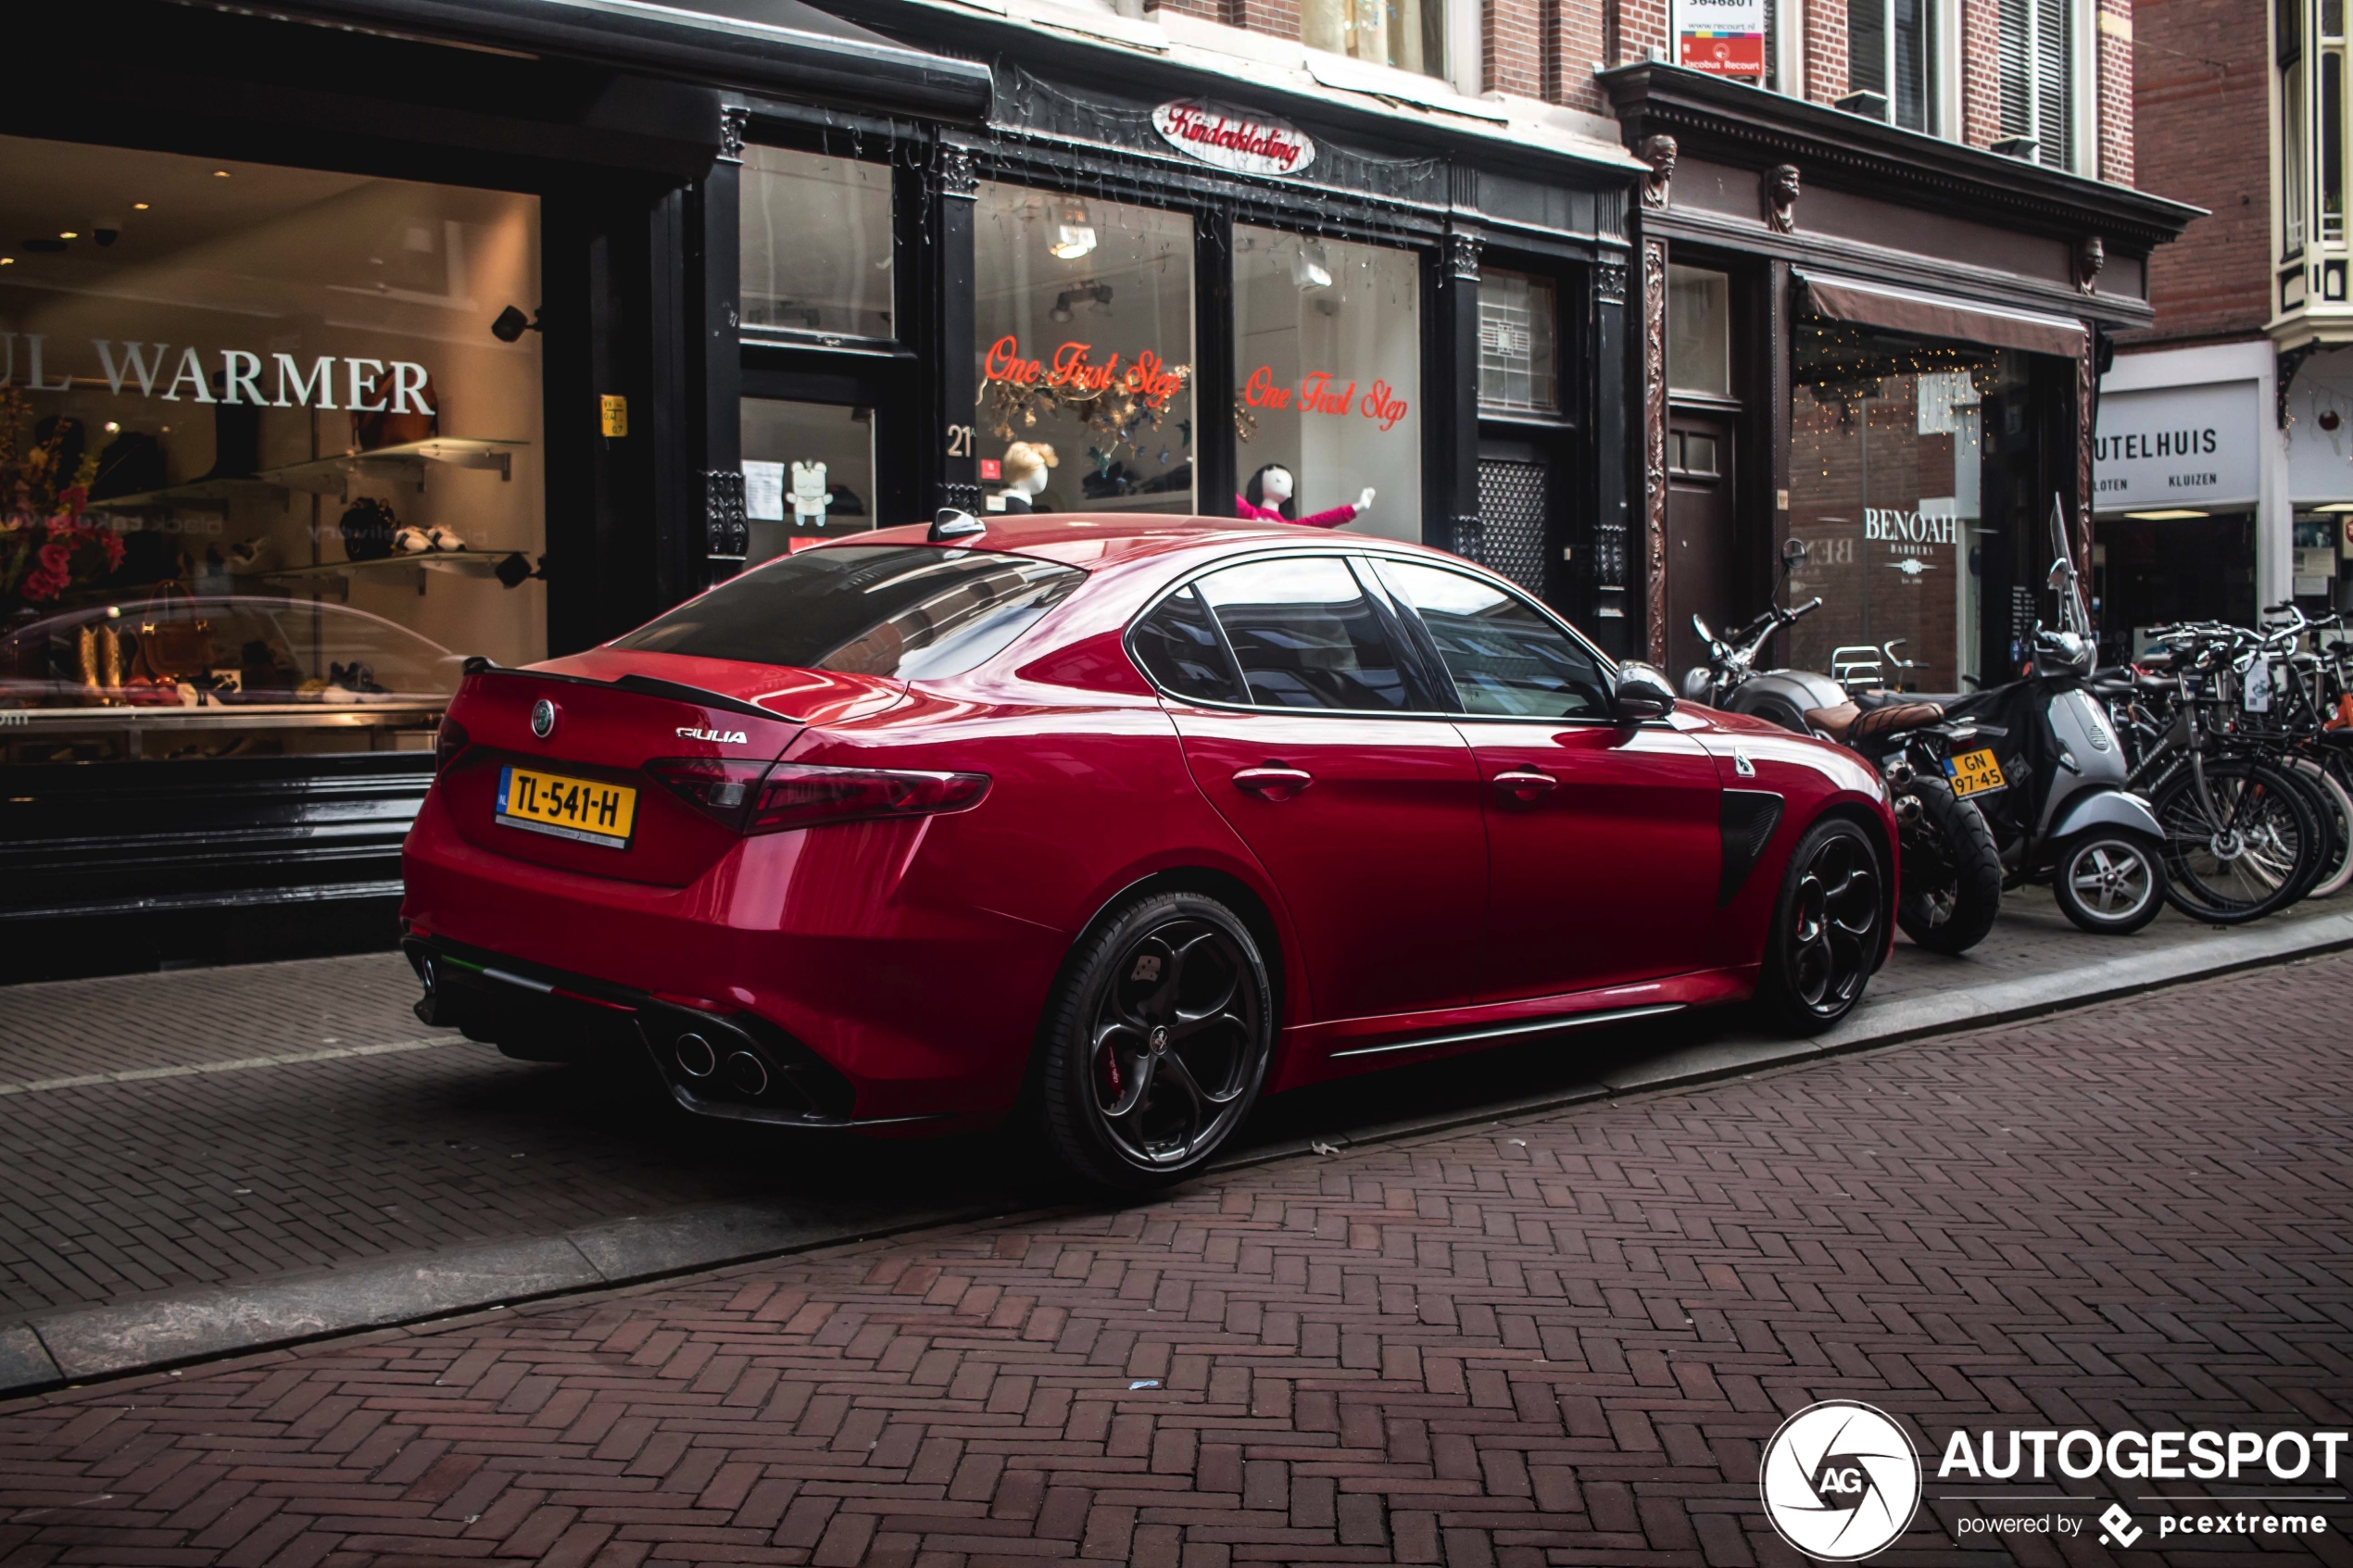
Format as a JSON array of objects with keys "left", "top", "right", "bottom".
[{"left": 946, "top": 424, "right": 975, "bottom": 458}]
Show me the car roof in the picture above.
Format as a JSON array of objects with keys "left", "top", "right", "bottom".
[{"left": 838, "top": 513, "right": 1434, "bottom": 571}]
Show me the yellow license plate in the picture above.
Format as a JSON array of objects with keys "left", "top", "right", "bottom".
[
  {"left": 497, "top": 765, "right": 637, "bottom": 847},
  {"left": 1946, "top": 746, "right": 2007, "bottom": 798}
]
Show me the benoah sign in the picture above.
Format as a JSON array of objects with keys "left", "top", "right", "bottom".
[{"left": 1152, "top": 102, "right": 1315, "bottom": 178}]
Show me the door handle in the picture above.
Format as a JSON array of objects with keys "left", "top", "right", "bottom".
[
  {"left": 1493, "top": 768, "right": 1557, "bottom": 803},
  {"left": 1232, "top": 765, "right": 1313, "bottom": 799}
]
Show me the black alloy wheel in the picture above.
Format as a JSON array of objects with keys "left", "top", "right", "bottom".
[
  {"left": 1758, "top": 817, "right": 1883, "bottom": 1035},
  {"left": 1037, "top": 891, "right": 1273, "bottom": 1190}
]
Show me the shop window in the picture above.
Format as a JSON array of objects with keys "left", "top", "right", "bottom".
[
  {"left": 0, "top": 133, "right": 541, "bottom": 767},
  {"left": 1302, "top": 0, "right": 1445, "bottom": 78},
  {"left": 1667, "top": 265, "right": 1732, "bottom": 397},
  {"left": 1478, "top": 270, "right": 1560, "bottom": 416},
  {"left": 1996, "top": 0, "right": 2073, "bottom": 169},
  {"left": 1783, "top": 321, "right": 2009, "bottom": 694},
  {"left": 1233, "top": 228, "right": 1421, "bottom": 540},
  {"left": 740, "top": 147, "right": 893, "bottom": 340},
  {"left": 740, "top": 400, "right": 876, "bottom": 563},
  {"left": 973, "top": 182, "right": 1194, "bottom": 512}
]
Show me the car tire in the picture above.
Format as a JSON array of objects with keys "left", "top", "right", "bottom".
[
  {"left": 2052, "top": 829, "right": 2166, "bottom": 935},
  {"left": 1894, "top": 776, "right": 2004, "bottom": 955},
  {"left": 1035, "top": 890, "right": 1275, "bottom": 1191},
  {"left": 1756, "top": 816, "right": 1884, "bottom": 1035}
]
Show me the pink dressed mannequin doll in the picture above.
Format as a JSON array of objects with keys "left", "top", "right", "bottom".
[{"left": 1235, "top": 463, "right": 1375, "bottom": 529}]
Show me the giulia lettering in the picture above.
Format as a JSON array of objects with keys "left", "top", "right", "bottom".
[{"left": 676, "top": 727, "right": 750, "bottom": 745}]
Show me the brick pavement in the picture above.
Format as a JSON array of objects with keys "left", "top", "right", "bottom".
[
  {"left": 2, "top": 898, "right": 2342, "bottom": 1329},
  {"left": 3, "top": 949, "right": 2348, "bottom": 1566}
]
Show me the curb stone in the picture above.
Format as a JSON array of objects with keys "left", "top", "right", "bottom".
[{"left": 6, "top": 908, "right": 2349, "bottom": 1399}]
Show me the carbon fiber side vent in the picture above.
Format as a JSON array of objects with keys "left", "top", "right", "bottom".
[{"left": 1718, "top": 790, "right": 1785, "bottom": 907}]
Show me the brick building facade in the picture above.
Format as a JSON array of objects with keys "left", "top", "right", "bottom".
[{"left": 2098, "top": 0, "right": 2348, "bottom": 640}]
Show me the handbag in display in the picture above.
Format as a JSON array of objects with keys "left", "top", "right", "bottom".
[
  {"left": 134, "top": 583, "right": 216, "bottom": 682},
  {"left": 352, "top": 372, "right": 438, "bottom": 450},
  {"left": 340, "top": 497, "right": 399, "bottom": 562}
]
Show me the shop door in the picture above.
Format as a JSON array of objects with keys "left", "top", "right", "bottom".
[
  {"left": 1664, "top": 412, "right": 1735, "bottom": 684},
  {"left": 739, "top": 364, "right": 917, "bottom": 564},
  {"left": 1475, "top": 439, "right": 1555, "bottom": 601}
]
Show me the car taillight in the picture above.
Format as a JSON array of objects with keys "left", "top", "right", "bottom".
[
  {"left": 646, "top": 758, "right": 769, "bottom": 827},
  {"left": 434, "top": 715, "right": 469, "bottom": 774},
  {"left": 747, "top": 762, "right": 988, "bottom": 834},
  {"left": 646, "top": 759, "right": 988, "bottom": 835}
]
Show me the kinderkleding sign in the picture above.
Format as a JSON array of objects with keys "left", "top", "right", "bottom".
[
  {"left": 1760, "top": 1401, "right": 1922, "bottom": 1562},
  {"left": 1152, "top": 101, "right": 1315, "bottom": 177}
]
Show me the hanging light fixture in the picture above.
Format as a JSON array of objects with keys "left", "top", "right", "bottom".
[
  {"left": 1292, "top": 240, "right": 1333, "bottom": 291},
  {"left": 1048, "top": 202, "right": 1097, "bottom": 261}
]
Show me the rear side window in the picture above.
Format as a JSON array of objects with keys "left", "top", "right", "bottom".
[
  {"left": 613, "top": 545, "right": 1083, "bottom": 680},
  {"left": 1373, "top": 558, "right": 1611, "bottom": 719},
  {"left": 1193, "top": 557, "right": 1414, "bottom": 711},
  {"left": 1130, "top": 586, "right": 1245, "bottom": 704}
]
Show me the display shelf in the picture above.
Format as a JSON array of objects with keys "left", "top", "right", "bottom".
[
  {"left": 0, "top": 700, "right": 446, "bottom": 732},
  {"left": 1019, "top": 492, "right": 1196, "bottom": 515},
  {"left": 259, "top": 548, "right": 519, "bottom": 581},
  {"left": 93, "top": 438, "right": 530, "bottom": 509},
  {"left": 265, "top": 437, "right": 528, "bottom": 495}
]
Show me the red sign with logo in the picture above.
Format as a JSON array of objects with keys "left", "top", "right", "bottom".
[
  {"left": 983, "top": 335, "right": 1187, "bottom": 408},
  {"left": 1152, "top": 101, "right": 1316, "bottom": 178},
  {"left": 1239, "top": 365, "right": 1410, "bottom": 433}
]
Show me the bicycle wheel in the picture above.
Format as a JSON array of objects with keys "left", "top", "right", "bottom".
[
  {"left": 2150, "top": 758, "right": 2322, "bottom": 923},
  {"left": 2297, "top": 756, "right": 2353, "bottom": 898}
]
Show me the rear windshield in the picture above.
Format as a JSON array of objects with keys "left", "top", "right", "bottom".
[{"left": 613, "top": 545, "right": 1084, "bottom": 680}]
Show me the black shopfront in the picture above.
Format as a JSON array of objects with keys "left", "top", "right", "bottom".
[{"left": 0, "top": 0, "right": 1638, "bottom": 973}]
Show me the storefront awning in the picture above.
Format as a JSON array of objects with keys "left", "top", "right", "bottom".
[
  {"left": 1798, "top": 273, "right": 2087, "bottom": 359},
  {"left": 245, "top": 0, "right": 994, "bottom": 122}
]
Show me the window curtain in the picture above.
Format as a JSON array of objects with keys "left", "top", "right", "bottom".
[{"left": 1301, "top": 0, "right": 1443, "bottom": 77}]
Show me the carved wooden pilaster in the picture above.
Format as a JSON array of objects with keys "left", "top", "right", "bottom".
[
  {"left": 2076, "top": 338, "right": 2095, "bottom": 576},
  {"left": 1642, "top": 235, "right": 1669, "bottom": 667}
]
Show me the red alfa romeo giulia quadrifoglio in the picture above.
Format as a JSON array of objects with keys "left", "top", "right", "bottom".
[{"left": 401, "top": 513, "right": 1894, "bottom": 1187}]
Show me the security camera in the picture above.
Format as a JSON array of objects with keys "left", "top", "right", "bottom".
[{"left": 490, "top": 305, "right": 542, "bottom": 343}]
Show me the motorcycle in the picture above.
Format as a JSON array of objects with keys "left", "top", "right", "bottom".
[{"left": 1684, "top": 540, "right": 2005, "bottom": 955}]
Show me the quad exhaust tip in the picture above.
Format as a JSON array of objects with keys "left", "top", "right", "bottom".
[
  {"left": 724, "top": 1050, "right": 769, "bottom": 1096},
  {"left": 674, "top": 1032, "right": 716, "bottom": 1078}
]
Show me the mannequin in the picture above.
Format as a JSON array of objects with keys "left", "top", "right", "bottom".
[
  {"left": 994, "top": 442, "right": 1057, "bottom": 513},
  {"left": 1236, "top": 463, "right": 1374, "bottom": 530}
]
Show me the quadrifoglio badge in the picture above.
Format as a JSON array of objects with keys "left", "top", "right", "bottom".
[{"left": 1757, "top": 1402, "right": 2349, "bottom": 1561}]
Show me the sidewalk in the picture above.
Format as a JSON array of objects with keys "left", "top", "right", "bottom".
[
  {"left": 3, "top": 897, "right": 2349, "bottom": 1397},
  {"left": 4, "top": 949, "right": 2347, "bottom": 1566}
]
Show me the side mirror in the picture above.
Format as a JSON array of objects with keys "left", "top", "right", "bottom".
[
  {"left": 1615, "top": 661, "right": 1678, "bottom": 721},
  {"left": 1780, "top": 537, "right": 1809, "bottom": 571}
]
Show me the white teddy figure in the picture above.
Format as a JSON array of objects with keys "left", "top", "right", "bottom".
[{"left": 790, "top": 461, "right": 833, "bottom": 528}]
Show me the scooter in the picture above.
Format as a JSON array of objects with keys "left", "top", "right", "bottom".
[
  {"left": 1868, "top": 499, "right": 2170, "bottom": 935},
  {"left": 1684, "top": 540, "right": 2005, "bottom": 955}
]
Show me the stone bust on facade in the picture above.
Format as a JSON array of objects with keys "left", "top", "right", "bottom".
[
  {"left": 2075, "top": 234, "right": 2106, "bottom": 294},
  {"left": 1762, "top": 164, "right": 1800, "bottom": 233},
  {"left": 1640, "top": 133, "right": 1677, "bottom": 209}
]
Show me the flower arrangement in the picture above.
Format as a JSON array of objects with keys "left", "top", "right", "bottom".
[{"left": 1, "top": 395, "right": 126, "bottom": 610}]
